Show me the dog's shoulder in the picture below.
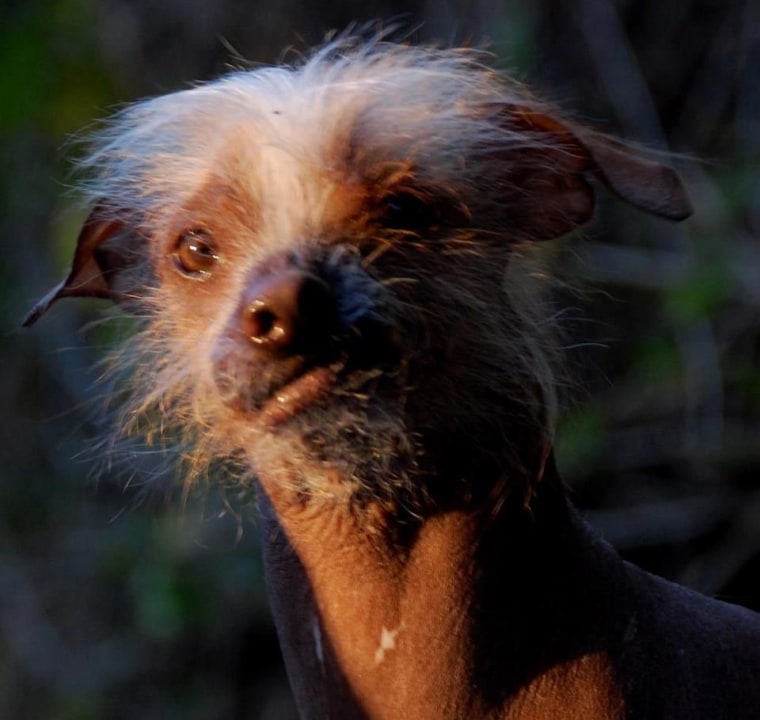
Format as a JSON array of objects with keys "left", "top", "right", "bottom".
[{"left": 618, "top": 559, "right": 760, "bottom": 718}]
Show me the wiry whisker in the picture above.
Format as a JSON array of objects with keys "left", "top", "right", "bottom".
[{"left": 361, "top": 238, "right": 395, "bottom": 267}]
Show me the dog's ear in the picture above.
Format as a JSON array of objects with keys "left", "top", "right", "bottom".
[
  {"left": 499, "top": 107, "right": 692, "bottom": 240},
  {"left": 23, "top": 206, "right": 147, "bottom": 326}
]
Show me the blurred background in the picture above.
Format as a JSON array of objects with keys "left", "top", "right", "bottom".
[{"left": 2, "top": 1, "right": 759, "bottom": 718}]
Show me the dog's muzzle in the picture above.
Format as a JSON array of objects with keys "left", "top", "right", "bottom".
[{"left": 212, "top": 250, "right": 399, "bottom": 426}]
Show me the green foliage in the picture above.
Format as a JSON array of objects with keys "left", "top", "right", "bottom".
[
  {"left": 555, "top": 406, "right": 606, "bottom": 478},
  {"left": 0, "top": 1, "right": 118, "bottom": 135}
]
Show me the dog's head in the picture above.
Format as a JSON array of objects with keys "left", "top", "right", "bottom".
[{"left": 25, "top": 40, "right": 691, "bottom": 512}]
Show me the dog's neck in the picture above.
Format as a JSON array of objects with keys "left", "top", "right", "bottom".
[{"left": 256, "top": 454, "right": 627, "bottom": 719}]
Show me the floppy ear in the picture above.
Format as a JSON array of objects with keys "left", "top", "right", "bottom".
[
  {"left": 23, "top": 207, "right": 147, "bottom": 326},
  {"left": 499, "top": 106, "right": 692, "bottom": 240}
]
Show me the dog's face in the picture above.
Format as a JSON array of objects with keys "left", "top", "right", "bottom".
[{"left": 26, "top": 41, "right": 691, "bottom": 509}]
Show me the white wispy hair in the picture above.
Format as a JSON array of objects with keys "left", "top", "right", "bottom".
[{"left": 75, "top": 37, "right": 545, "bottom": 230}]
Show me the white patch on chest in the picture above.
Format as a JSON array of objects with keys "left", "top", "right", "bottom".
[{"left": 374, "top": 625, "right": 401, "bottom": 665}]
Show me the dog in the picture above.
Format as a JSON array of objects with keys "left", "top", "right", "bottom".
[{"left": 25, "top": 37, "right": 760, "bottom": 719}]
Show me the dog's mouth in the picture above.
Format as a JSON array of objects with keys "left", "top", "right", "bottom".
[
  {"left": 258, "top": 359, "right": 345, "bottom": 428},
  {"left": 216, "top": 322, "right": 404, "bottom": 428}
]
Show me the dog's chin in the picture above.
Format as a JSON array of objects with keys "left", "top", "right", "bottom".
[{"left": 231, "top": 367, "right": 417, "bottom": 494}]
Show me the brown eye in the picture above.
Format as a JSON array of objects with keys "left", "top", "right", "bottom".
[{"left": 174, "top": 230, "right": 218, "bottom": 276}]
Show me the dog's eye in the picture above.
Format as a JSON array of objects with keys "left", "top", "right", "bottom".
[
  {"left": 174, "top": 230, "right": 218, "bottom": 276},
  {"left": 382, "top": 193, "right": 440, "bottom": 231}
]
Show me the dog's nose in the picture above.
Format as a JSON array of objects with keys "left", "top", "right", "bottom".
[{"left": 242, "top": 270, "right": 337, "bottom": 354}]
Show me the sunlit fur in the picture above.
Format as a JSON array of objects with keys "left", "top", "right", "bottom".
[{"left": 82, "top": 37, "right": 564, "bottom": 518}]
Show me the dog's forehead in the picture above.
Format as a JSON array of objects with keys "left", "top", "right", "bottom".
[
  {"left": 83, "top": 51, "right": 512, "bottom": 226},
  {"left": 167, "top": 147, "right": 368, "bottom": 252},
  {"left": 184, "top": 66, "right": 477, "bottom": 187}
]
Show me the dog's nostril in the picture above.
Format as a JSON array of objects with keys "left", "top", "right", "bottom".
[
  {"left": 248, "top": 303, "right": 288, "bottom": 345},
  {"left": 243, "top": 271, "right": 336, "bottom": 354}
]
